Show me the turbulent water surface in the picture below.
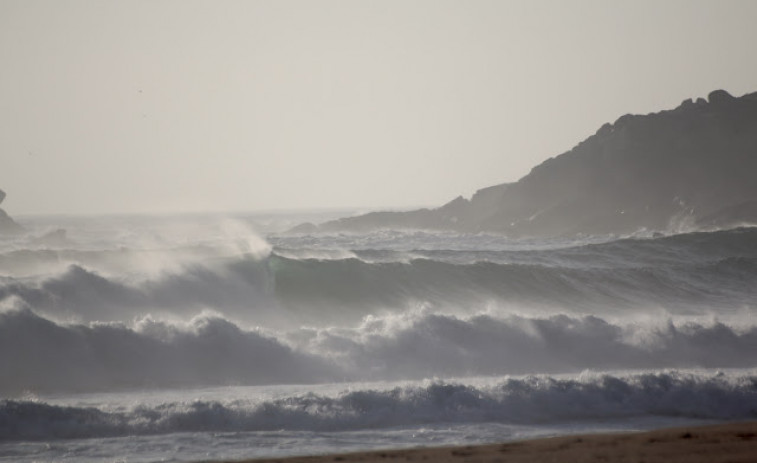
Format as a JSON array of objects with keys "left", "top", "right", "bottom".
[{"left": 1, "top": 212, "right": 756, "bottom": 462}]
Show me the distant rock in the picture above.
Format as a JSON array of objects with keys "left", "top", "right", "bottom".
[
  {"left": 0, "top": 189, "right": 25, "bottom": 235},
  {"left": 30, "top": 228, "right": 70, "bottom": 247},
  {"left": 298, "top": 89, "right": 757, "bottom": 237},
  {"left": 0, "top": 209, "right": 23, "bottom": 235}
]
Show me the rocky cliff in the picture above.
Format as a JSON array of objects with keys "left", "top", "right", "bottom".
[{"left": 308, "top": 89, "right": 757, "bottom": 237}]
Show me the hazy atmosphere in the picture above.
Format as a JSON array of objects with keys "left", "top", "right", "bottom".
[
  {"left": 3, "top": 0, "right": 757, "bottom": 215},
  {"left": 3, "top": 3, "right": 757, "bottom": 462}
]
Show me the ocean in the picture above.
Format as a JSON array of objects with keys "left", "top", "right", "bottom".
[{"left": 1, "top": 212, "right": 756, "bottom": 462}]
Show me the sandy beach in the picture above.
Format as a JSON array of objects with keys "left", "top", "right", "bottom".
[{"left": 217, "top": 421, "right": 757, "bottom": 463}]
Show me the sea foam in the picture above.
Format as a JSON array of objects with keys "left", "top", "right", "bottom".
[{"left": 3, "top": 307, "right": 757, "bottom": 395}]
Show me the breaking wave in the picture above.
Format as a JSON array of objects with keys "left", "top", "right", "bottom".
[
  {"left": 2, "top": 225, "right": 757, "bottom": 394},
  {"left": 0, "top": 258, "right": 279, "bottom": 324},
  {"left": 0, "top": 307, "right": 335, "bottom": 395},
  {"left": 300, "top": 311, "right": 757, "bottom": 381},
  {"left": 4, "top": 216, "right": 757, "bottom": 462},
  {"left": 4, "top": 307, "right": 757, "bottom": 395},
  {"left": 2, "top": 371, "right": 756, "bottom": 441},
  {"left": 1, "top": 227, "right": 756, "bottom": 327}
]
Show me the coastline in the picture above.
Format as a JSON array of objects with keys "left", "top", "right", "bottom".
[{"left": 215, "top": 421, "right": 757, "bottom": 463}]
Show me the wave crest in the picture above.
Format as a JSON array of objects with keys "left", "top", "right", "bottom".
[
  {"left": 4, "top": 308, "right": 757, "bottom": 395},
  {"left": 2, "top": 371, "right": 756, "bottom": 441}
]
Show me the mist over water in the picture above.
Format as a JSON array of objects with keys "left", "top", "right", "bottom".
[{"left": 1, "top": 213, "right": 757, "bottom": 461}]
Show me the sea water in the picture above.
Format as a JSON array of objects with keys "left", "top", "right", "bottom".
[{"left": 1, "top": 212, "right": 757, "bottom": 462}]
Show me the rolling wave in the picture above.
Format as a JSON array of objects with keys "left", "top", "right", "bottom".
[
  {"left": 1, "top": 227, "right": 754, "bottom": 325},
  {"left": 2, "top": 371, "right": 756, "bottom": 441},
  {"left": 0, "top": 308, "right": 335, "bottom": 395},
  {"left": 3, "top": 308, "right": 757, "bottom": 395},
  {"left": 4, "top": 218, "right": 756, "bottom": 462},
  {"left": 268, "top": 254, "right": 756, "bottom": 314},
  {"left": 4, "top": 247, "right": 752, "bottom": 327},
  {"left": 0, "top": 258, "right": 278, "bottom": 323}
]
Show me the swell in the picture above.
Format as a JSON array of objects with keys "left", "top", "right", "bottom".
[
  {"left": 269, "top": 254, "right": 757, "bottom": 314},
  {"left": 2, "top": 371, "right": 756, "bottom": 441},
  {"left": 1, "top": 228, "right": 755, "bottom": 324},
  {"left": 269, "top": 228, "right": 757, "bottom": 314},
  {"left": 4, "top": 308, "right": 757, "bottom": 395},
  {"left": 0, "top": 254, "right": 754, "bottom": 328},
  {"left": 0, "top": 258, "right": 278, "bottom": 324},
  {"left": 5, "top": 225, "right": 755, "bottom": 272},
  {"left": 275, "top": 226, "right": 757, "bottom": 267}
]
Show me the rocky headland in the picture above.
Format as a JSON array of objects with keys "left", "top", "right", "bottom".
[{"left": 301, "top": 89, "right": 757, "bottom": 237}]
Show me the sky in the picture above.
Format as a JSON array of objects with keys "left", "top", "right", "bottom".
[{"left": 2, "top": 0, "right": 757, "bottom": 216}]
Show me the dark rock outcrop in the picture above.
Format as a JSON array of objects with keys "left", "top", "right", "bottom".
[
  {"left": 0, "top": 189, "right": 24, "bottom": 235},
  {"left": 304, "top": 89, "right": 757, "bottom": 237}
]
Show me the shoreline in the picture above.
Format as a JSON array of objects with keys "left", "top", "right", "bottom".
[{"left": 215, "top": 421, "right": 757, "bottom": 463}]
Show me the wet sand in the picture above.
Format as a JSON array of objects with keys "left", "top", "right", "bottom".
[{"left": 216, "top": 421, "right": 757, "bottom": 463}]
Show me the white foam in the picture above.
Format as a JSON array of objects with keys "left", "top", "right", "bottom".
[{"left": 4, "top": 308, "right": 757, "bottom": 395}]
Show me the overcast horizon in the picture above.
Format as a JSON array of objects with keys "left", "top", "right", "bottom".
[{"left": 3, "top": 0, "right": 757, "bottom": 215}]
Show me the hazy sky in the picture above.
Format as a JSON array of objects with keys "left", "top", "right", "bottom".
[{"left": 2, "top": 0, "right": 757, "bottom": 215}]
